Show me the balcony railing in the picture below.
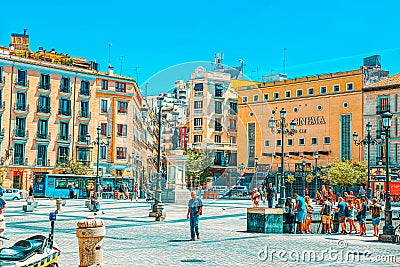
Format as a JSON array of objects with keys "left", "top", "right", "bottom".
[
  {"left": 60, "top": 85, "right": 71, "bottom": 93},
  {"left": 79, "top": 110, "right": 91, "bottom": 119},
  {"left": 215, "top": 90, "right": 223, "bottom": 97},
  {"left": 0, "top": 128, "right": 4, "bottom": 137},
  {"left": 215, "top": 126, "right": 223, "bottom": 132},
  {"left": 376, "top": 157, "right": 392, "bottom": 165},
  {"left": 229, "top": 109, "right": 237, "bottom": 116},
  {"left": 14, "top": 129, "right": 27, "bottom": 138},
  {"left": 194, "top": 126, "right": 203, "bottom": 132},
  {"left": 194, "top": 109, "right": 203, "bottom": 115},
  {"left": 228, "top": 127, "right": 237, "bottom": 132},
  {"left": 78, "top": 160, "right": 91, "bottom": 166},
  {"left": 58, "top": 133, "right": 71, "bottom": 142},
  {"left": 376, "top": 105, "right": 390, "bottom": 114},
  {"left": 36, "top": 158, "right": 49, "bottom": 166},
  {"left": 37, "top": 105, "right": 51, "bottom": 114},
  {"left": 58, "top": 109, "right": 71, "bottom": 116},
  {"left": 80, "top": 89, "right": 90, "bottom": 96},
  {"left": 38, "top": 83, "right": 51, "bottom": 91},
  {"left": 194, "top": 92, "right": 203, "bottom": 98},
  {"left": 14, "top": 103, "right": 29, "bottom": 112},
  {"left": 16, "top": 79, "right": 29, "bottom": 88},
  {"left": 0, "top": 76, "right": 4, "bottom": 86},
  {"left": 78, "top": 135, "right": 88, "bottom": 143},
  {"left": 0, "top": 101, "right": 5, "bottom": 110},
  {"left": 13, "top": 157, "right": 27, "bottom": 165},
  {"left": 36, "top": 132, "right": 51, "bottom": 140}
]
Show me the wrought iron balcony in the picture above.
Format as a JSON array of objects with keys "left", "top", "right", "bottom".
[
  {"left": 13, "top": 157, "right": 27, "bottom": 165},
  {"left": 0, "top": 77, "right": 4, "bottom": 86},
  {"left": 80, "top": 89, "right": 90, "bottom": 96},
  {"left": 37, "top": 105, "right": 51, "bottom": 114},
  {"left": 14, "top": 103, "right": 29, "bottom": 112},
  {"left": 58, "top": 108, "right": 71, "bottom": 116},
  {"left": 60, "top": 85, "right": 71, "bottom": 93},
  {"left": 38, "top": 83, "right": 51, "bottom": 91},
  {"left": 376, "top": 104, "right": 390, "bottom": 115},
  {"left": 36, "top": 158, "right": 49, "bottom": 166},
  {"left": 78, "top": 135, "right": 89, "bottom": 143},
  {"left": 36, "top": 132, "right": 51, "bottom": 140},
  {"left": 0, "top": 101, "right": 5, "bottom": 110},
  {"left": 16, "top": 79, "right": 29, "bottom": 88},
  {"left": 77, "top": 160, "right": 91, "bottom": 166},
  {"left": 58, "top": 133, "right": 71, "bottom": 142},
  {"left": 14, "top": 129, "right": 27, "bottom": 138},
  {"left": 79, "top": 110, "right": 91, "bottom": 119}
]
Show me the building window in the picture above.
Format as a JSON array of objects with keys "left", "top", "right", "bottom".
[
  {"left": 340, "top": 114, "right": 352, "bottom": 159},
  {"left": 59, "top": 121, "right": 69, "bottom": 140},
  {"left": 80, "top": 81, "right": 90, "bottom": 95},
  {"left": 14, "top": 143, "right": 25, "bottom": 165},
  {"left": 298, "top": 138, "right": 305, "bottom": 146},
  {"left": 311, "top": 137, "right": 318, "bottom": 145},
  {"left": 378, "top": 96, "right": 390, "bottom": 114},
  {"left": 37, "top": 119, "right": 48, "bottom": 139},
  {"left": 343, "top": 102, "right": 349, "bottom": 108},
  {"left": 287, "top": 139, "right": 293, "bottom": 146},
  {"left": 115, "top": 82, "right": 126, "bottom": 92},
  {"left": 317, "top": 105, "right": 323, "bottom": 111},
  {"left": 16, "top": 92, "right": 27, "bottom": 111},
  {"left": 247, "top": 123, "right": 256, "bottom": 167},
  {"left": 101, "top": 80, "right": 108, "bottom": 90},
  {"left": 215, "top": 118, "right": 222, "bottom": 131},
  {"left": 229, "top": 119, "right": 237, "bottom": 131},
  {"left": 274, "top": 92, "right": 280, "bottom": 99},
  {"left": 320, "top": 86, "right": 327, "bottom": 94},
  {"left": 215, "top": 84, "right": 223, "bottom": 97},
  {"left": 194, "top": 118, "right": 203, "bottom": 126},
  {"left": 276, "top": 140, "right": 282, "bottom": 146},
  {"left": 57, "top": 146, "right": 70, "bottom": 163},
  {"left": 77, "top": 148, "right": 90, "bottom": 164},
  {"left": 0, "top": 66, "right": 3, "bottom": 82},
  {"left": 79, "top": 101, "right": 90, "bottom": 118},
  {"left": 230, "top": 136, "right": 236, "bottom": 144},
  {"left": 17, "top": 69, "right": 27, "bottom": 87},
  {"left": 296, "top": 89, "right": 303, "bottom": 97},
  {"left": 264, "top": 140, "right": 270, "bottom": 147},
  {"left": 229, "top": 102, "right": 237, "bottom": 115},
  {"left": 346, "top": 82, "right": 354, "bottom": 91},
  {"left": 194, "top": 135, "right": 202, "bottom": 143},
  {"left": 324, "top": 136, "right": 331, "bottom": 144},
  {"left": 333, "top": 84, "right": 340, "bottom": 93},
  {"left": 100, "top": 123, "right": 107, "bottom": 136},
  {"left": 60, "top": 77, "right": 70, "bottom": 93},
  {"left": 194, "top": 101, "right": 203, "bottom": 109},
  {"left": 214, "top": 135, "right": 221, "bottom": 143},
  {"left": 215, "top": 101, "right": 222, "bottom": 114},
  {"left": 285, "top": 91, "right": 291, "bottom": 98},
  {"left": 78, "top": 123, "right": 88, "bottom": 142},
  {"left": 37, "top": 144, "right": 48, "bottom": 166},
  {"left": 242, "top": 96, "right": 248, "bottom": 103},
  {"left": 40, "top": 74, "right": 50, "bottom": 90},
  {"left": 116, "top": 147, "right": 127, "bottom": 159},
  {"left": 253, "top": 95, "right": 259, "bottom": 102},
  {"left": 100, "top": 145, "right": 107, "bottom": 160},
  {"left": 117, "top": 124, "right": 127, "bottom": 136},
  {"left": 308, "top": 88, "right": 314, "bottom": 95},
  {"left": 293, "top": 107, "right": 298, "bottom": 113},
  {"left": 100, "top": 99, "right": 108, "bottom": 113},
  {"left": 263, "top": 94, "right": 269, "bottom": 101},
  {"left": 117, "top": 101, "right": 128, "bottom": 113},
  {"left": 59, "top": 99, "right": 71, "bottom": 116},
  {"left": 38, "top": 96, "right": 51, "bottom": 113}
]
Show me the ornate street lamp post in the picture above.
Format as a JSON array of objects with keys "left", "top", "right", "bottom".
[
  {"left": 269, "top": 108, "right": 297, "bottom": 207},
  {"left": 254, "top": 156, "right": 258, "bottom": 189},
  {"left": 379, "top": 112, "right": 395, "bottom": 242},
  {"left": 353, "top": 122, "right": 380, "bottom": 199},
  {"left": 313, "top": 151, "right": 319, "bottom": 200},
  {"left": 301, "top": 160, "right": 306, "bottom": 196}
]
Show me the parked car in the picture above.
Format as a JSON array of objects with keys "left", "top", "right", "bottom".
[
  {"left": 3, "top": 188, "right": 24, "bottom": 200},
  {"left": 212, "top": 186, "right": 228, "bottom": 195}
]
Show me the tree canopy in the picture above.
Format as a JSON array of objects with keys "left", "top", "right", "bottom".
[
  {"left": 56, "top": 157, "right": 88, "bottom": 175},
  {"left": 185, "top": 149, "right": 214, "bottom": 185},
  {"left": 323, "top": 159, "right": 367, "bottom": 188}
]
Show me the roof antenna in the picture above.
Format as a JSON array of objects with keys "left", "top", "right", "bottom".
[
  {"left": 118, "top": 56, "right": 125, "bottom": 75},
  {"left": 108, "top": 43, "right": 112, "bottom": 66},
  {"left": 283, "top": 48, "right": 286, "bottom": 74},
  {"left": 133, "top": 66, "right": 140, "bottom": 84}
]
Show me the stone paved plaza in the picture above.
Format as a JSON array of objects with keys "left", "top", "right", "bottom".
[{"left": 2, "top": 198, "right": 400, "bottom": 266}]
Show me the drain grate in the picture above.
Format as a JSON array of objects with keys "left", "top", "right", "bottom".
[{"left": 181, "top": 259, "right": 206, "bottom": 263}]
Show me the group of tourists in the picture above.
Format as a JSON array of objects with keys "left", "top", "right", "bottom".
[
  {"left": 250, "top": 183, "right": 276, "bottom": 208},
  {"left": 281, "top": 185, "right": 384, "bottom": 237}
]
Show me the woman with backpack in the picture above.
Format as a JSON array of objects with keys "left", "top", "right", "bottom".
[
  {"left": 347, "top": 199, "right": 358, "bottom": 234},
  {"left": 284, "top": 197, "right": 295, "bottom": 234}
]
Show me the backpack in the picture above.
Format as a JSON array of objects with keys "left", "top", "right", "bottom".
[
  {"left": 344, "top": 204, "right": 350, "bottom": 217},
  {"left": 322, "top": 202, "right": 331, "bottom": 215}
]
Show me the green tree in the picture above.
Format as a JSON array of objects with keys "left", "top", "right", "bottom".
[
  {"left": 286, "top": 174, "right": 295, "bottom": 196},
  {"left": 326, "top": 159, "right": 367, "bottom": 194},
  {"left": 186, "top": 149, "right": 214, "bottom": 185},
  {"left": 56, "top": 157, "right": 88, "bottom": 175}
]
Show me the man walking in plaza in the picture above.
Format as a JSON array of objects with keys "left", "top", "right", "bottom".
[
  {"left": 266, "top": 183, "right": 275, "bottom": 208},
  {"left": 293, "top": 193, "right": 306, "bottom": 234},
  {"left": 187, "top": 191, "right": 203, "bottom": 241},
  {"left": 336, "top": 197, "right": 348, "bottom": 234}
]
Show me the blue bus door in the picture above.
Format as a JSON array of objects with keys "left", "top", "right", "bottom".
[
  {"left": 33, "top": 174, "right": 46, "bottom": 197},
  {"left": 45, "top": 176, "right": 56, "bottom": 198}
]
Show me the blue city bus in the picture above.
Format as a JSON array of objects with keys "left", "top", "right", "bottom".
[
  {"left": 34, "top": 173, "right": 97, "bottom": 199},
  {"left": 34, "top": 173, "right": 135, "bottom": 199}
]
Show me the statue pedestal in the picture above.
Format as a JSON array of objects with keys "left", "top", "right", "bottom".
[
  {"left": 162, "top": 150, "right": 191, "bottom": 204},
  {"left": 247, "top": 207, "right": 283, "bottom": 233}
]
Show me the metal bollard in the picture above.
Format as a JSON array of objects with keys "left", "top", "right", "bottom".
[
  {"left": 56, "top": 199, "right": 63, "bottom": 214},
  {"left": 0, "top": 215, "right": 5, "bottom": 249},
  {"left": 76, "top": 216, "right": 105, "bottom": 267},
  {"left": 155, "top": 202, "right": 166, "bottom": 221}
]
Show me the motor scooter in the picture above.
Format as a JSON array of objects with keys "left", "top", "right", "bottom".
[{"left": 0, "top": 212, "right": 61, "bottom": 267}]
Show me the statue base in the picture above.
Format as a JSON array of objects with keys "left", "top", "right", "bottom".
[{"left": 161, "top": 188, "right": 191, "bottom": 204}]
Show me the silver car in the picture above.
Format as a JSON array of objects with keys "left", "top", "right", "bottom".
[{"left": 3, "top": 188, "right": 23, "bottom": 200}]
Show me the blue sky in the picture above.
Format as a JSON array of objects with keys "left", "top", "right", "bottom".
[{"left": 1, "top": 0, "right": 399, "bottom": 95}]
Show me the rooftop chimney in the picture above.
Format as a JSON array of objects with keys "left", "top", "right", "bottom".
[{"left": 108, "top": 64, "right": 114, "bottom": 75}]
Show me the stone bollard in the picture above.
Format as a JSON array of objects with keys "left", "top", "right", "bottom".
[
  {"left": 76, "top": 216, "right": 105, "bottom": 267},
  {"left": 155, "top": 202, "right": 166, "bottom": 221},
  {"left": 56, "top": 199, "right": 63, "bottom": 214},
  {"left": 0, "top": 215, "right": 5, "bottom": 249}
]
